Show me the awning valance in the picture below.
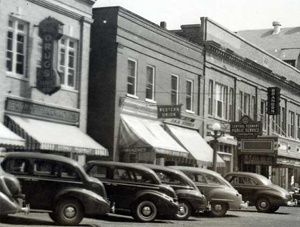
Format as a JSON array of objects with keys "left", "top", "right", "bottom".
[
  {"left": 166, "top": 124, "right": 225, "bottom": 167},
  {"left": 119, "top": 114, "right": 188, "bottom": 158},
  {"left": 0, "top": 122, "right": 25, "bottom": 147},
  {"left": 205, "top": 134, "right": 237, "bottom": 146},
  {"left": 6, "top": 115, "right": 108, "bottom": 156}
]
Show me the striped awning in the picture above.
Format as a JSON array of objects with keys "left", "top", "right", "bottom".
[
  {"left": 6, "top": 115, "right": 108, "bottom": 156},
  {"left": 0, "top": 122, "right": 25, "bottom": 148}
]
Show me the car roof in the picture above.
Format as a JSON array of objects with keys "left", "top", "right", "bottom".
[
  {"left": 4, "top": 152, "right": 80, "bottom": 166},
  {"left": 225, "top": 171, "right": 267, "bottom": 180},
  {"left": 169, "top": 166, "right": 221, "bottom": 177},
  {"left": 141, "top": 164, "right": 188, "bottom": 176}
]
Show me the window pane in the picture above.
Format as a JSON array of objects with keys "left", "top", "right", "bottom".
[
  {"left": 89, "top": 166, "right": 107, "bottom": 179},
  {"left": 5, "top": 159, "right": 30, "bottom": 174},
  {"left": 61, "top": 164, "right": 79, "bottom": 180},
  {"left": 34, "top": 160, "right": 59, "bottom": 177},
  {"left": 6, "top": 52, "right": 13, "bottom": 71},
  {"left": 17, "top": 23, "right": 24, "bottom": 31},
  {"left": 127, "top": 60, "right": 136, "bottom": 95},
  {"left": 68, "top": 69, "right": 74, "bottom": 87}
]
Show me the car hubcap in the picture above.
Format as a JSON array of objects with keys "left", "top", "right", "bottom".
[
  {"left": 142, "top": 206, "right": 152, "bottom": 216},
  {"left": 214, "top": 204, "right": 222, "bottom": 211},
  {"left": 178, "top": 204, "right": 187, "bottom": 216},
  {"left": 64, "top": 206, "right": 76, "bottom": 218},
  {"left": 260, "top": 201, "right": 267, "bottom": 208}
]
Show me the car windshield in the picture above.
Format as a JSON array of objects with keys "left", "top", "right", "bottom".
[{"left": 154, "top": 170, "right": 195, "bottom": 188}]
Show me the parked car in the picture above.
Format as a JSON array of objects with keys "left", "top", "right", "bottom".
[
  {"left": 289, "top": 185, "right": 300, "bottom": 205},
  {"left": 170, "top": 166, "right": 248, "bottom": 217},
  {"left": 84, "top": 161, "right": 179, "bottom": 222},
  {"left": 225, "top": 172, "right": 296, "bottom": 213},
  {"left": 1, "top": 152, "right": 110, "bottom": 225},
  {"left": 0, "top": 165, "right": 29, "bottom": 216},
  {"left": 141, "top": 164, "right": 207, "bottom": 220}
]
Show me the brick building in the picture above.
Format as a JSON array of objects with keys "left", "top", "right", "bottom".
[
  {"left": 88, "top": 7, "right": 224, "bottom": 167},
  {"left": 0, "top": 0, "right": 108, "bottom": 165},
  {"left": 173, "top": 18, "right": 300, "bottom": 188}
]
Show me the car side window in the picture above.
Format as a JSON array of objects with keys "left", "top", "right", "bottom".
[
  {"left": 205, "top": 174, "right": 222, "bottom": 185},
  {"left": 155, "top": 171, "right": 182, "bottom": 185},
  {"left": 61, "top": 164, "right": 80, "bottom": 181},
  {"left": 184, "top": 172, "right": 196, "bottom": 182},
  {"left": 241, "top": 177, "right": 257, "bottom": 185},
  {"left": 113, "top": 168, "right": 133, "bottom": 181},
  {"left": 134, "top": 170, "right": 155, "bottom": 184},
  {"left": 89, "top": 165, "right": 108, "bottom": 179},
  {"left": 34, "top": 160, "right": 59, "bottom": 177},
  {"left": 4, "top": 159, "right": 30, "bottom": 174},
  {"left": 228, "top": 176, "right": 240, "bottom": 184},
  {"left": 195, "top": 174, "right": 207, "bottom": 183}
]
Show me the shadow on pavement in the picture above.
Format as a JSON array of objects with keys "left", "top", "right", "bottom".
[
  {"left": 232, "top": 209, "right": 290, "bottom": 215},
  {"left": 94, "top": 214, "right": 174, "bottom": 224},
  {"left": 0, "top": 215, "right": 98, "bottom": 226}
]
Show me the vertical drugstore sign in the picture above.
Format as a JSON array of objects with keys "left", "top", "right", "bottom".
[
  {"left": 37, "top": 17, "right": 64, "bottom": 95},
  {"left": 267, "top": 87, "right": 280, "bottom": 115}
]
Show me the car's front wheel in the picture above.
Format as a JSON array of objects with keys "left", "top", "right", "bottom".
[
  {"left": 55, "top": 198, "right": 84, "bottom": 225},
  {"left": 175, "top": 200, "right": 191, "bottom": 220},
  {"left": 255, "top": 197, "right": 271, "bottom": 213},
  {"left": 210, "top": 202, "right": 228, "bottom": 217},
  {"left": 133, "top": 200, "right": 157, "bottom": 222}
]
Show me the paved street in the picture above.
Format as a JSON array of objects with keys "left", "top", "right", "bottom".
[{"left": 1, "top": 206, "right": 300, "bottom": 227}]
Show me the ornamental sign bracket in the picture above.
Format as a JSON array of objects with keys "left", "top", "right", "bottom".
[{"left": 230, "top": 115, "right": 262, "bottom": 138}]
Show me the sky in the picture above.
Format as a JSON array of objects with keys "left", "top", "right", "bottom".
[{"left": 93, "top": 0, "right": 300, "bottom": 32}]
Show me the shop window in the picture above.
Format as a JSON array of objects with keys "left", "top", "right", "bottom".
[
  {"left": 215, "top": 83, "right": 228, "bottom": 119},
  {"left": 208, "top": 80, "right": 213, "bottom": 115},
  {"left": 127, "top": 59, "right": 137, "bottom": 96},
  {"left": 6, "top": 18, "right": 28, "bottom": 77},
  {"left": 58, "top": 37, "right": 78, "bottom": 89},
  {"left": 146, "top": 65, "right": 155, "bottom": 101},
  {"left": 186, "top": 79, "right": 193, "bottom": 112},
  {"left": 171, "top": 75, "right": 179, "bottom": 105}
]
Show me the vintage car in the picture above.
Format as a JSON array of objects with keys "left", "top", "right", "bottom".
[
  {"left": 84, "top": 161, "right": 179, "bottom": 222},
  {"left": 1, "top": 152, "right": 110, "bottom": 225},
  {"left": 0, "top": 165, "right": 29, "bottom": 216},
  {"left": 170, "top": 166, "right": 248, "bottom": 217},
  {"left": 225, "top": 172, "right": 296, "bottom": 213},
  {"left": 141, "top": 164, "right": 207, "bottom": 220}
]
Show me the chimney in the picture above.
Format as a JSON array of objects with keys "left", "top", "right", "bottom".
[
  {"left": 272, "top": 21, "right": 281, "bottom": 35},
  {"left": 160, "top": 21, "right": 167, "bottom": 29}
]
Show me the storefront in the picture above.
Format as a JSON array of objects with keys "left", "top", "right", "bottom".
[
  {"left": 4, "top": 97, "right": 108, "bottom": 164},
  {"left": 238, "top": 136, "right": 300, "bottom": 190}
]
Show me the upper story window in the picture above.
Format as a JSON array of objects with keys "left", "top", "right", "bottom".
[
  {"left": 186, "top": 80, "right": 193, "bottom": 112},
  {"left": 208, "top": 80, "right": 213, "bottom": 115},
  {"left": 58, "top": 37, "right": 77, "bottom": 89},
  {"left": 215, "top": 83, "right": 228, "bottom": 119},
  {"left": 146, "top": 65, "right": 155, "bottom": 101},
  {"left": 171, "top": 75, "right": 179, "bottom": 105},
  {"left": 243, "top": 93, "right": 250, "bottom": 116},
  {"left": 297, "top": 114, "right": 300, "bottom": 140},
  {"left": 228, "top": 88, "right": 234, "bottom": 121},
  {"left": 127, "top": 59, "right": 137, "bottom": 96},
  {"left": 260, "top": 100, "right": 267, "bottom": 131},
  {"left": 281, "top": 107, "right": 286, "bottom": 135},
  {"left": 288, "top": 111, "right": 295, "bottom": 138},
  {"left": 6, "top": 18, "right": 28, "bottom": 77},
  {"left": 250, "top": 96, "right": 256, "bottom": 119}
]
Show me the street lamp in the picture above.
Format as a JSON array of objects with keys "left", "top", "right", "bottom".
[{"left": 210, "top": 122, "right": 224, "bottom": 172}]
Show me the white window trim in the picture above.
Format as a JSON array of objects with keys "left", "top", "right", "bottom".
[
  {"left": 58, "top": 37, "right": 78, "bottom": 90},
  {"left": 145, "top": 65, "right": 155, "bottom": 101},
  {"left": 186, "top": 79, "right": 194, "bottom": 112},
  {"left": 127, "top": 58, "right": 138, "bottom": 97},
  {"left": 208, "top": 80, "right": 213, "bottom": 116},
  {"left": 6, "top": 17, "right": 28, "bottom": 78},
  {"left": 171, "top": 74, "right": 179, "bottom": 105},
  {"left": 215, "top": 83, "right": 228, "bottom": 120}
]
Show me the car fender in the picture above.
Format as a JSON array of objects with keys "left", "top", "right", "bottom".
[
  {"left": 256, "top": 189, "right": 285, "bottom": 200},
  {"left": 176, "top": 189, "right": 203, "bottom": 200},
  {"left": 133, "top": 189, "right": 175, "bottom": 206},
  {"left": 54, "top": 187, "right": 110, "bottom": 215},
  {"left": 207, "top": 187, "right": 238, "bottom": 203}
]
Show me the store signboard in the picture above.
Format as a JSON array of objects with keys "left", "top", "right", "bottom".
[
  {"left": 230, "top": 115, "right": 262, "bottom": 138},
  {"left": 157, "top": 105, "right": 181, "bottom": 119},
  {"left": 164, "top": 116, "right": 201, "bottom": 129}
]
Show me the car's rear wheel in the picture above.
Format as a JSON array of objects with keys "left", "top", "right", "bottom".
[
  {"left": 255, "top": 197, "right": 271, "bottom": 213},
  {"left": 175, "top": 200, "right": 191, "bottom": 220},
  {"left": 133, "top": 200, "right": 157, "bottom": 222},
  {"left": 210, "top": 202, "right": 228, "bottom": 217},
  {"left": 55, "top": 198, "right": 84, "bottom": 225}
]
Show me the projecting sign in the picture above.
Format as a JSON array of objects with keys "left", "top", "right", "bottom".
[
  {"left": 230, "top": 115, "right": 262, "bottom": 138},
  {"left": 37, "top": 17, "right": 64, "bottom": 95},
  {"left": 267, "top": 87, "right": 280, "bottom": 115}
]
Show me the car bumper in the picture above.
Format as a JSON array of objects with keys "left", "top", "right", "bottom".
[{"left": 240, "top": 201, "right": 249, "bottom": 209}]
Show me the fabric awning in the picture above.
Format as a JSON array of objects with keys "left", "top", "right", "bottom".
[
  {"left": 119, "top": 114, "right": 188, "bottom": 157},
  {"left": 0, "top": 122, "right": 25, "bottom": 147},
  {"left": 205, "top": 134, "right": 237, "bottom": 146},
  {"left": 166, "top": 124, "right": 225, "bottom": 167},
  {"left": 6, "top": 115, "right": 108, "bottom": 156}
]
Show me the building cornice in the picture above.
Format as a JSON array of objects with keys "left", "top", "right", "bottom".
[{"left": 204, "top": 40, "right": 300, "bottom": 95}]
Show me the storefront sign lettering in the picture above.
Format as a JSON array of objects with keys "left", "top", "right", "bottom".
[
  {"left": 37, "top": 17, "right": 64, "bottom": 95},
  {"left": 6, "top": 98, "right": 79, "bottom": 123},
  {"left": 164, "top": 116, "right": 201, "bottom": 129},
  {"left": 157, "top": 105, "right": 181, "bottom": 119},
  {"left": 230, "top": 115, "right": 262, "bottom": 138}
]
